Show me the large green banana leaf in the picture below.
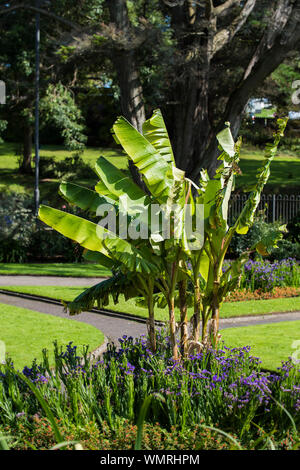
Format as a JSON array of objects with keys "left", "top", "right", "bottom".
[
  {"left": 215, "top": 125, "right": 237, "bottom": 226},
  {"left": 66, "top": 274, "right": 138, "bottom": 315},
  {"left": 59, "top": 181, "right": 116, "bottom": 214},
  {"left": 112, "top": 116, "right": 174, "bottom": 203},
  {"left": 235, "top": 118, "right": 288, "bottom": 235},
  {"left": 198, "top": 248, "right": 210, "bottom": 284},
  {"left": 95, "top": 157, "right": 147, "bottom": 204},
  {"left": 142, "top": 109, "right": 175, "bottom": 165},
  {"left": 39, "top": 205, "right": 159, "bottom": 274},
  {"left": 95, "top": 156, "right": 150, "bottom": 227},
  {"left": 216, "top": 125, "right": 235, "bottom": 159},
  {"left": 82, "top": 249, "right": 115, "bottom": 269}
]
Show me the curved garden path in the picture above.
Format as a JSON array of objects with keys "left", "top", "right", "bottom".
[
  {"left": 0, "top": 292, "right": 147, "bottom": 346},
  {"left": 1, "top": 273, "right": 300, "bottom": 346}
]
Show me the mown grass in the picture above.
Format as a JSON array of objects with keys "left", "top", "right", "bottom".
[
  {"left": 237, "top": 145, "right": 300, "bottom": 192},
  {"left": 0, "top": 263, "right": 111, "bottom": 277},
  {"left": 0, "top": 142, "right": 128, "bottom": 202},
  {"left": 0, "top": 142, "right": 299, "bottom": 198},
  {"left": 1, "top": 287, "right": 299, "bottom": 370},
  {"left": 1, "top": 285, "right": 300, "bottom": 322},
  {"left": 0, "top": 302, "right": 104, "bottom": 369},
  {"left": 221, "top": 320, "right": 300, "bottom": 370}
]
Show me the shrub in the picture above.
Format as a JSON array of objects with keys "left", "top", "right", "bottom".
[
  {"left": 0, "top": 193, "right": 83, "bottom": 262},
  {"left": 39, "top": 154, "right": 94, "bottom": 180},
  {"left": 0, "top": 193, "right": 35, "bottom": 262},
  {"left": 269, "top": 239, "right": 300, "bottom": 261},
  {"left": 229, "top": 217, "right": 284, "bottom": 259},
  {"left": 286, "top": 211, "right": 300, "bottom": 244},
  {"left": 5, "top": 417, "right": 232, "bottom": 451},
  {"left": 229, "top": 215, "right": 300, "bottom": 261}
]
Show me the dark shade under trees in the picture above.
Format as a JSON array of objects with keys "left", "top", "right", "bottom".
[{"left": 0, "top": 0, "right": 299, "bottom": 179}]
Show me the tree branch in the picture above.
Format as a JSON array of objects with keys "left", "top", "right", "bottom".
[
  {"left": 0, "top": 3, "right": 80, "bottom": 31},
  {"left": 223, "top": 1, "right": 300, "bottom": 136},
  {"left": 243, "top": 0, "right": 295, "bottom": 80},
  {"left": 214, "top": 0, "right": 241, "bottom": 17},
  {"left": 211, "top": 0, "right": 256, "bottom": 57},
  {"left": 190, "top": 0, "right": 300, "bottom": 179}
]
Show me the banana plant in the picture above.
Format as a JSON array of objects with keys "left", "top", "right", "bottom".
[
  {"left": 39, "top": 110, "right": 191, "bottom": 359},
  {"left": 110, "top": 111, "right": 192, "bottom": 360},
  {"left": 40, "top": 178, "right": 161, "bottom": 352},
  {"left": 38, "top": 107, "right": 287, "bottom": 361},
  {"left": 185, "top": 118, "right": 288, "bottom": 349}
]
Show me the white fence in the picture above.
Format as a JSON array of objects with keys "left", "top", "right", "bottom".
[{"left": 228, "top": 193, "right": 300, "bottom": 224}]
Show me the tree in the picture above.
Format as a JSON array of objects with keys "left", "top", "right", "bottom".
[
  {"left": 257, "top": 55, "right": 300, "bottom": 115},
  {"left": 0, "top": 3, "right": 87, "bottom": 173},
  {"left": 1, "top": 1, "right": 299, "bottom": 179},
  {"left": 60, "top": 0, "right": 300, "bottom": 179}
]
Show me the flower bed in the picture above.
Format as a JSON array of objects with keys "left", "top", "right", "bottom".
[
  {"left": 226, "top": 286, "right": 300, "bottom": 302},
  {"left": 222, "top": 258, "right": 300, "bottom": 293},
  {"left": 0, "top": 334, "right": 299, "bottom": 450}
]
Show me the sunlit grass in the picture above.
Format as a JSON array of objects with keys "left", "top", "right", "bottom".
[
  {"left": 0, "top": 263, "right": 111, "bottom": 277},
  {"left": 0, "top": 142, "right": 128, "bottom": 200},
  {"left": 221, "top": 320, "right": 300, "bottom": 370},
  {"left": 0, "top": 302, "right": 104, "bottom": 369},
  {"left": 0, "top": 142, "right": 299, "bottom": 198}
]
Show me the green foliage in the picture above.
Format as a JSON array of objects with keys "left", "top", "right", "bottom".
[
  {"left": 287, "top": 211, "right": 300, "bottom": 244},
  {"left": 40, "top": 83, "right": 87, "bottom": 152},
  {"left": 6, "top": 416, "right": 293, "bottom": 451},
  {"left": 229, "top": 211, "right": 300, "bottom": 261},
  {"left": 269, "top": 240, "right": 300, "bottom": 262},
  {"left": 0, "top": 193, "right": 83, "bottom": 263},
  {"left": 39, "top": 154, "right": 94, "bottom": 180},
  {"left": 229, "top": 217, "right": 286, "bottom": 258},
  {"left": 0, "top": 337, "right": 299, "bottom": 450},
  {"left": 0, "top": 193, "right": 35, "bottom": 262},
  {"left": 0, "top": 120, "right": 7, "bottom": 144},
  {"left": 38, "top": 110, "right": 287, "bottom": 356}
]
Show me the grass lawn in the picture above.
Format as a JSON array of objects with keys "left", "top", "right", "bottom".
[
  {"left": 237, "top": 144, "right": 300, "bottom": 192},
  {"left": 0, "top": 263, "right": 111, "bottom": 277},
  {"left": 0, "top": 302, "right": 104, "bottom": 370},
  {"left": 221, "top": 320, "right": 300, "bottom": 370},
  {"left": 1, "top": 285, "right": 300, "bottom": 322},
  {"left": 0, "top": 142, "right": 299, "bottom": 198},
  {"left": 0, "top": 142, "right": 128, "bottom": 202}
]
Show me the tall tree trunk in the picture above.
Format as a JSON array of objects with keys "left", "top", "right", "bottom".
[
  {"left": 114, "top": 51, "right": 145, "bottom": 133},
  {"left": 168, "top": 0, "right": 300, "bottom": 182},
  {"left": 19, "top": 126, "right": 33, "bottom": 174},
  {"left": 107, "top": 0, "right": 146, "bottom": 187},
  {"left": 174, "top": 68, "right": 212, "bottom": 177},
  {"left": 113, "top": 51, "right": 146, "bottom": 187}
]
